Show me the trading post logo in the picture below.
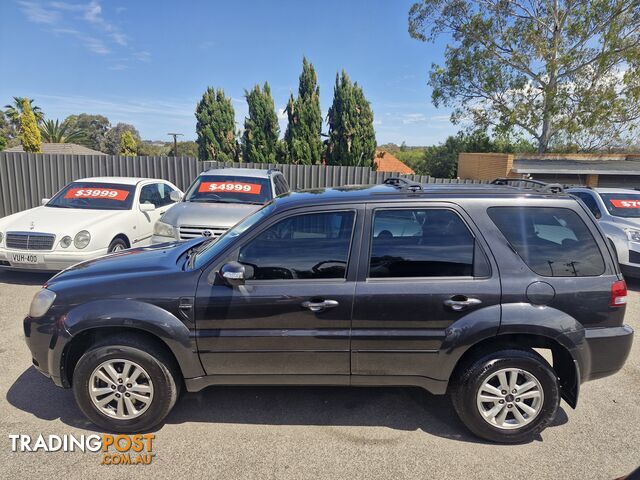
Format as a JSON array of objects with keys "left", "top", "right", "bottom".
[{"left": 9, "top": 433, "right": 155, "bottom": 465}]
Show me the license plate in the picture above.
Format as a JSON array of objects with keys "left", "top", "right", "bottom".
[{"left": 10, "top": 253, "right": 41, "bottom": 264}]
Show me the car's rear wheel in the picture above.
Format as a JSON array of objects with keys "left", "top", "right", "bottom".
[
  {"left": 72, "top": 335, "right": 180, "bottom": 432},
  {"left": 451, "top": 349, "right": 560, "bottom": 443},
  {"left": 107, "top": 237, "right": 128, "bottom": 253}
]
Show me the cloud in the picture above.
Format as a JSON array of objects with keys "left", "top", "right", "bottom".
[
  {"left": 133, "top": 51, "right": 151, "bottom": 62},
  {"left": 401, "top": 113, "right": 428, "bottom": 124},
  {"left": 17, "top": 1, "right": 60, "bottom": 24},
  {"left": 18, "top": 1, "right": 132, "bottom": 57},
  {"left": 277, "top": 108, "right": 287, "bottom": 121}
]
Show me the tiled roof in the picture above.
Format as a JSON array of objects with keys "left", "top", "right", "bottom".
[
  {"left": 4, "top": 143, "right": 106, "bottom": 155},
  {"left": 374, "top": 150, "right": 415, "bottom": 174}
]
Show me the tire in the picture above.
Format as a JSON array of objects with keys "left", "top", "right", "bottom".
[
  {"left": 107, "top": 237, "right": 128, "bottom": 253},
  {"left": 451, "top": 349, "right": 560, "bottom": 444},
  {"left": 72, "top": 334, "right": 180, "bottom": 432}
]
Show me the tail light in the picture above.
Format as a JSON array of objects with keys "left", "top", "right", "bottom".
[{"left": 610, "top": 280, "right": 628, "bottom": 307}]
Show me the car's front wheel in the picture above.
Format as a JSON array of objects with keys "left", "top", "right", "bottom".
[
  {"left": 107, "top": 237, "right": 128, "bottom": 253},
  {"left": 451, "top": 349, "right": 560, "bottom": 443},
  {"left": 72, "top": 335, "right": 180, "bottom": 432}
]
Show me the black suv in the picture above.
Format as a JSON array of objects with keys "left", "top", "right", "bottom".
[{"left": 24, "top": 180, "right": 633, "bottom": 443}]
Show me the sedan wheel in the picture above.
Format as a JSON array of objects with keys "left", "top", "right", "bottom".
[
  {"left": 475, "top": 368, "right": 544, "bottom": 429},
  {"left": 89, "top": 359, "right": 154, "bottom": 420}
]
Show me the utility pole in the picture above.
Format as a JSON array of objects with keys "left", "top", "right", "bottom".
[{"left": 167, "top": 133, "right": 183, "bottom": 157}]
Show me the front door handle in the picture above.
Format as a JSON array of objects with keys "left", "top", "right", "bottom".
[
  {"left": 443, "top": 296, "right": 482, "bottom": 311},
  {"left": 301, "top": 299, "right": 339, "bottom": 312}
]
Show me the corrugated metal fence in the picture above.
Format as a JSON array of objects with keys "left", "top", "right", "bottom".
[{"left": 0, "top": 152, "right": 486, "bottom": 218}]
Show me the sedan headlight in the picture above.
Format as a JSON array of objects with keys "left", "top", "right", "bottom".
[
  {"left": 59, "top": 236, "right": 72, "bottom": 248},
  {"left": 29, "top": 288, "right": 56, "bottom": 318},
  {"left": 0, "top": 231, "right": 3, "bottom": 245},
  {"left": 625, "top": 229, "right": 640, "bottom": 242},
  {"left": 74, "top": 230, "right": 91, "bottom": 249},
  {"left": 154, "top": 220, "right": 176, "bottom": 238}
]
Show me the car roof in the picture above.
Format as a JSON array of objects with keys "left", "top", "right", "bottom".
[
  {"left": 567, "top": 186, "right": 639, "bottom": 194},
  {"left": 269, "top": 183, "right": 571, "bottom": 211},
  {"left": 200, "top": 168, "right": 274, "bottom": 178},
  {"left": 76, "top": 177, "right": 160, "bottom": 185}
]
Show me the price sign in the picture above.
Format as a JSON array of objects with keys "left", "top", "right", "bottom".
[
  {"left": 64, "top": 188, "right": 130, "bottom": 201},
  {"left": 610, "top": 199, "right": 640, "bottom": 209},
  {"left": 198, "top": 182, "right": 262, "bottom": 194}
]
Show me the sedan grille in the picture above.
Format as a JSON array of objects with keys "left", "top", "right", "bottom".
[
  {"left": 6, "top": 232, "right": 56, "bottom": 250},
  {"left": 179, "top": 225, "right": 228, "bottom": 241}
]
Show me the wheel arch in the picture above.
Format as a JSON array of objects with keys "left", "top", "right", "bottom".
[
  {"left": 57, "top": 299, "right": 205, "bottom": 387},
  {"left": 449, "top": 333, "right": 580, "bottom": 408},
  {"left": 109, "top": 233, "right": 131, "bottom": 249}
]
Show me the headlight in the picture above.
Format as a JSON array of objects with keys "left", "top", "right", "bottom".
[
  {"left": 154, "top": 221, "right": 176, "bottom": 238},
  {"left": 625, "top": 229, "right": 640, "bottom": 242},
  {"left": 74, "top": 230, "right": 91, "bottom": 249},
  {"left": 0, "top": 232, "right": 3, "bottom": 245},
  {"left": 59, "top": 236, "right": 72, "bottom": 248},
  {"left": 29, "top": 288, "right": 56, "bottom": 318}
]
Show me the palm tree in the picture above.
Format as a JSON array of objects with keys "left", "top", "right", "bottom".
[
  {"left": 4, "top": 97, "right": 44, "bottom": 127},
  {"left": 40, "top": 119, "right": 86, "bottom": 144}
]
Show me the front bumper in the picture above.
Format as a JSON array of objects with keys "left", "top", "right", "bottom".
[
  {"left": 23, "top": 311, "right": 71, "bottom": 387},
  {"left": 0, "top": 247, "right": 108, "bottom": 272},
  {"left": 583, "top": 325, "right": 634, "bottom": 381}
]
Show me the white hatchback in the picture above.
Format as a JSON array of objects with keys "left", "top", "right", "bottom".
[{"left": 0, "top": 177, "right": 181, "bottom": 271}]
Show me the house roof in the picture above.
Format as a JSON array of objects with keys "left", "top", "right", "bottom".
[
  {"left": 512, "top": 158, "right": 640, "bottom": 176},
  {"left": 4, "top": 143, "right": 106, "bottom": 155},
  {"left": 373, "top": 150, "right": 415, "bottom": 174}
]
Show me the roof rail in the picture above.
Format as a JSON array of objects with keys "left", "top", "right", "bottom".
[
  {"left": 491, "top": 178, "right": 564, "bottom": 194},
  {"left": 383, "top": 177, "right": 423, "bottom": 192}
]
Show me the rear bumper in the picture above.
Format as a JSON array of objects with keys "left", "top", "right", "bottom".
[
  {"left": 583, "top": 325, "right": 634, "bottom": 381},
  {"left": 620, "top": 263, "right": 640, "bottom": 279}
]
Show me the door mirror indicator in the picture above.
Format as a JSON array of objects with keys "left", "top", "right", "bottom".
[
  {"left": 219, "top": 261, "right": 246, "bottom": 287},
  {"left": 169, "top": 190, "right": 183, "bottom": 202},
  {"left": 140, "top": 203, "right": 156, "bottom": 212}
]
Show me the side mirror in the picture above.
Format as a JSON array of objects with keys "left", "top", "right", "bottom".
[
  {"left": 170, "top": 190, "right": 183, "bottom": 202},
  {"left": 140, "top": 203, "right": 156, "bottom": 212},
  {"left": 219, "top": 261, "right": 246, "bottom": 287},
  {"left": 41, "top": 198, "right": 50, "bottom": 206}
]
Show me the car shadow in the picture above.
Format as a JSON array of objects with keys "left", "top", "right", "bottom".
[
  {"left": 7, "top": 366, "right": 569, "bottom": 443},
  {"left": 0, "top": 270, "right": 53, "bottom": 286}
]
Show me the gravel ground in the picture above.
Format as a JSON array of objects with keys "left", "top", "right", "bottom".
[{"left": 0, "top": 270, "right": 638, "bottom": 480}]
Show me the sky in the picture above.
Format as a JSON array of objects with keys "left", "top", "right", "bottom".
[{"left": 0, "top": 0, "right": 457, "bottom": 145}]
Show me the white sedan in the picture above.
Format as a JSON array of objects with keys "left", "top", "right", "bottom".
[{"left": 0, "top": 177, "right": 182, "bottom": 271}]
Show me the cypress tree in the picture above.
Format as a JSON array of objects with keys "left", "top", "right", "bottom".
[
  {"left": 326, "top": 71, "right": 376, "bottom": 166},
  {"left": 284, "top": 57, "right": 322, "bottom": 164},
  {"left": 242, "top": 82, "right": 281, "bottom": 163},
  {"left": 19, "top": 99, "right": 42, "bottom": 153},
  {"left": 196, "top": 87, "right": 238, "bottom": 162}
]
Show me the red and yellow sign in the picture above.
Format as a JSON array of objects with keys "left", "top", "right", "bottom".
[
  {"left": 198, "top": 182, "right": 262, "bottom": 195},
  {"left": 65, "top": 188, "right": 130, "bottom": 201},
  {"left": 610, "top": 199, "right": 640, "bottom": 209}
]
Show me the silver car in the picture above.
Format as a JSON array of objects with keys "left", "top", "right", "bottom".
[
  {"left": 152, "top": 168, "right": 290, "bottom": 243},
  {"left": 568, "top": 187, "right": 640, "bottom": 278}
]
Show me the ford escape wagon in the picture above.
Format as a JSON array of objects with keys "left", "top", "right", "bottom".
[{"left": 23, "top": 180, "right": 633, "bottom": 443}]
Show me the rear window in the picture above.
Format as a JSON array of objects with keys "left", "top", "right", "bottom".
[
  {"left": 488, "top": 207, "right": 605, "bottom": 277},
  {"left": 47, "top": 182, "right": 136, "bottom": 210}
]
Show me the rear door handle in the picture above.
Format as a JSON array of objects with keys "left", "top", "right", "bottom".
[
  {"left": 301, "top": 299, "right": 339, "bottom": 312},
  {"left": 443, "top": 296, "right": 482, "bottom": 311}
]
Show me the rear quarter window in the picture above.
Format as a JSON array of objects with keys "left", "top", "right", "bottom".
[{"left": 488, "top": 206, "right": 605, "bottom": 277}]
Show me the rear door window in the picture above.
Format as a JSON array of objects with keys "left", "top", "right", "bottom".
[
  {"left": 369, "top": 208, "right": 478, "bottom": 278},
  {"left": 488, "top": 207, "right": 605, "bottom": 277}
]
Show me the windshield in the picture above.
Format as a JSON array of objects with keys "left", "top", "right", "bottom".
[
  {"left": 600, "top": 193, "right": 640, "bottom": 218},
  {"left": 185, "top": 175, "right": 272, "bottom": 205},
  {"left": 47, "top": 182, "right": 136, "bottom": 210},
  {"left": 192, "top": 203, "right": 275, "bottom": 269}
]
